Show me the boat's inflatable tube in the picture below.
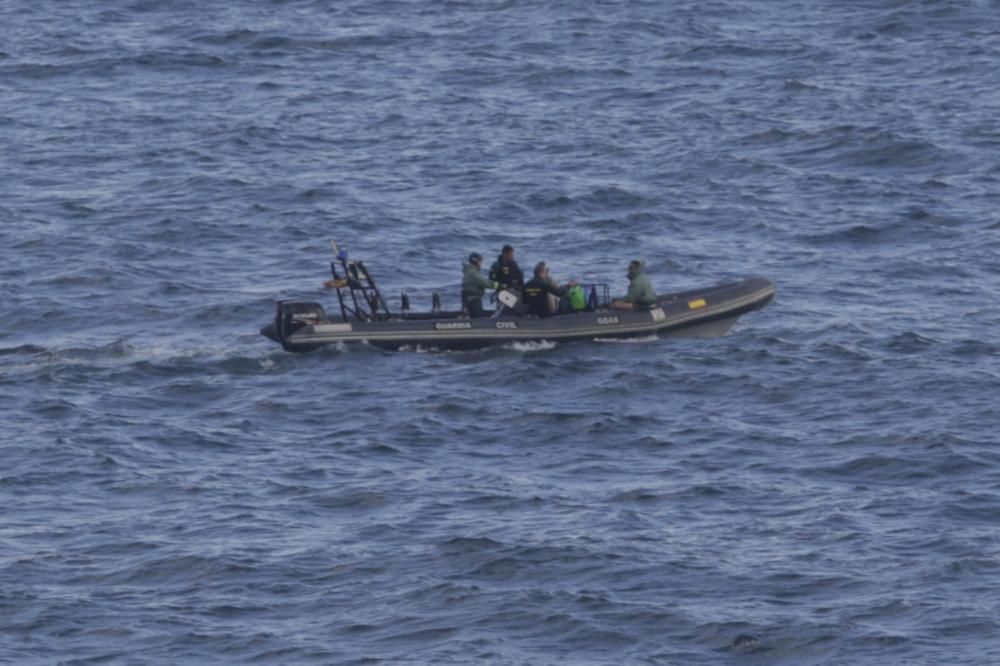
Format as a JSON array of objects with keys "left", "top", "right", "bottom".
[{"left": 261, "top": 277, "right": 775, "bottom": 352}]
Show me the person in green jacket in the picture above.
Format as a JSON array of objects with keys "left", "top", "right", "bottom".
[
  {"left": 462, "top": 253, "right": 501, "bottom": 317},
  {"left": 611, "top": 260, "right": 657, "bottom": 310}
]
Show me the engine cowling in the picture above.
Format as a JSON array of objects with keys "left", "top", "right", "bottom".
[{"left": 268, "top": 300, "right": 326, "bottom": 349}]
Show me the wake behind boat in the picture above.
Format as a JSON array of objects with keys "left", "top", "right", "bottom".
[{"left": 260, "top": 244, "right": 776, "bottom": 352}]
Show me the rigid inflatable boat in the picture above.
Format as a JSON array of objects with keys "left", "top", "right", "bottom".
[{"left": 261, "top": 244, "right": 775, "bottom": 353}]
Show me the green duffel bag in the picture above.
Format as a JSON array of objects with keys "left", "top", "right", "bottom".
[{"left": 567, "top": 284, "right": 586, "bottom": 311}]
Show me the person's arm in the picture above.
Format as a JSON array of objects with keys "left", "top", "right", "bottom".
[
  {"left": 476, "top": 271, "right": 501, "bottom": 290},
  {"left": 552, "top": 279, "right": 577, "bottom": 297}
]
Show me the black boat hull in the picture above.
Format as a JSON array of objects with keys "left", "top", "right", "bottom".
[{"left": 261, "top": 277, "right": 775, "bottom": 352}]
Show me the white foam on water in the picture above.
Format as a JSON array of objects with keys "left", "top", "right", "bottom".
[
  {"left": 593, "top": 335, "right": 659, "bottom": 344},
  {"left": 505, "top": 340, "right": 558, "bottom": 352}
]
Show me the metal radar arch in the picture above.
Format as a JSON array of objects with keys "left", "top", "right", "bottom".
[{"left": 324, "top": 240, "right": 392, "bottom": 322}]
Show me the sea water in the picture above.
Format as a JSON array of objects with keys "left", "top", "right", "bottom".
[{"left": 2, "top": 1, "right": 1000, "bottom": 663}]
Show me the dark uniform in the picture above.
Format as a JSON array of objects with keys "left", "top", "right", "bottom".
[
  {"left": 522, "top": 275, "right": 567, "bottom": 317},
  {"left": 488, "top": 255, "right": 524, "bottom": 291}
]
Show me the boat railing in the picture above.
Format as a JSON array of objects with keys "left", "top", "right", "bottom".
[
  {"left": 579, "top": 282, "right": 610, "bottom": 310},
  {"left": 323, "top": 241, "right": 612, "bottom": 320},
  {"left": 326, "top": 241, "right": 393, "bottom": 322}
]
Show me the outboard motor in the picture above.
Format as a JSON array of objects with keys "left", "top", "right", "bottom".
[{"left": 266, "top": 300, "right": 327, "bottom": 349}]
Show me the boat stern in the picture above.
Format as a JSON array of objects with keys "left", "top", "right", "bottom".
[{"left": 262, "top": 300, "right": 328, "bottom": 351}]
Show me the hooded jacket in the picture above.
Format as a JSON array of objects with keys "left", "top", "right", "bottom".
[
  {"left": 462, "top": 261, "right": 497, "bottom": 299},
  {"left": 624, "top": 262, "right": 657, "bottom": 307}
]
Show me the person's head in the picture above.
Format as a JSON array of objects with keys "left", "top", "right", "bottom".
[
  {"left": 627, "top": 260, "right": 642, "bottom": 279},
  {"left": 533, "top": 261, "right": 548, "bottom": 278},
  {"left": 469, "top": 252, "right": 483, "bottom": 267},
  {"left": 502, "top": 244, "right": 515, "bottom": 260}
]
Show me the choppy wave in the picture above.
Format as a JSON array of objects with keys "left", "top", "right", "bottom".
[{"left": 3, "top": 0, "right": 1000, "bottom": 663}]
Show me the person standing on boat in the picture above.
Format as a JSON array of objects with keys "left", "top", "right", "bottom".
[
  {"left": 612, "top": 260, "right": 657, "bottom": 310},
  {"left": 462, "top": 253, "right": 502, "bottom": 318},
  {"left": 488, "top": 244, "right": 524, "bottom": 294},
  {"left": 523, "top": 262, "right": 576, "bottom": 317}
]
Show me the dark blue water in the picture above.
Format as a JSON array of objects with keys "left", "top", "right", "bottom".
[{"left": 3, "top": 1, "right": 1000, "bottom": 663}]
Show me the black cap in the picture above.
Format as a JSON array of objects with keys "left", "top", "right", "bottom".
[{"left": 469, "top": 252, "right": 483, "bottom": 264}]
